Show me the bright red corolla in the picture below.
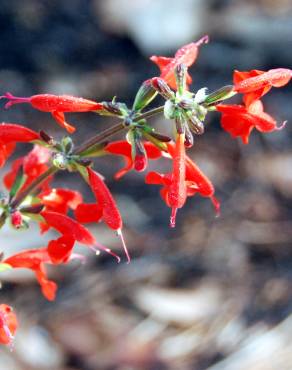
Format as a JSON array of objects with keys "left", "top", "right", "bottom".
[
  {"left": 4, "top": 145, "right": 51, "bottom": 192},
  {"left": 150, "top": 35, "right": 209, "bottom": 90},
  {"left": 146, "top": 138, "right": 219, "bottom": 227},
  {"left": 41, "top": 210, "right": 121, "bottom": 261},
  {"left": 217, "top": 98, "right": 285, "bottom": 144},
  {"left": 104, "top": 140, "right": 162, "bottom": 179},
  {"left": 38, "top": 188, "right": 83, "bottom": 232},
  {"left": 167, "top": 134, "right": 187, "bottom": 227},
  {"left": 82, "top": 167, "right": 130, "bottom": 263},
  {"left": 0, "top": 304, "right": 18, "bottom": 346},
  {"left": 0, "top": 123, "right": 39, "bottom": 167},
  {"left": 233, "top": 68, "right": 292, "bottom": 106},
  {"left": 1, "top": 93, "right": 104, "bottom": 133},
  {"left": 3, "top": 248, "right": 57, "bottom": 301}
]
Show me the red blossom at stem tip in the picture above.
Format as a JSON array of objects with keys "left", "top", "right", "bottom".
[
  {"left": 233, "top": 68, "right": 292, "bottom": 106},
  {"left": 3, "top": 248, "right": 57, "bottom": 301},
  {"left": 0, "top": 123, "right": 39, "bottom": 168},
  {"left": 0, "top": 304, "right": 17, "bottom": 346},
  {"left": 41, "top": 210, "right": 121, "bottom": 262},
  {"left": 216, "top": 98, "right": 286, "bottom": 144},
  {"left": 0, "top": 93, "right": 104, "bottom": 133},
  {"left": 146, "top": 139, "right": 220, "bottom": 227},
  {"left": 150, "top": 35, "right": 209, "bottom": 90},
  {"left": 38, "top": 188, "right": 83, "bottom": 233},
  {"left": 104, "top": 140, "right": 162, "bottom": 179},
  {"left": 83, "top": 167, "right": 130, "bottom": 263}
]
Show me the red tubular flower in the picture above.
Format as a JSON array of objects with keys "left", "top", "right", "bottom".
[
  {"left": 3, "top": 248, "right": 57, "bottom": 301},
  {"left": 0, "top": 304, "right": 18, "bottom": 346},
  {"left": 233, "top": 68, "right": 292, "bottom": 105},
  {"left": 217, "top": 98, "right": 285, "bottom": 144},
  {"left": 150, "top": 35, "right": 209, "bottom": 89},
  {"left": 41, "top": 210, "right": 120, "bottom": 262},
  {"left": 75, "top": 203, "right": 103, "bottom": 223},
  {"left": 86, "top": 167, "right": 130, "bottom": 263},
  {"left": 1, "top": 93, "right": 104, "bottom": 133},
  {"left": 0, "top": 123, "right": 39, "bottom": 167},
  {"left": 4, "top": 145, "right": 51, "bottom": 192},
  {"left": 146, "top": 140, "right": 220, "bottom": 225},
  {"left": 105, "top": 140, "right": 162, "bottom": 179},
  {"left": 47, "top": 235, "right": 75, "bottom": 264},
  {"left": 167, "top": 134, "right": 187, "bottom": 227},
  {"left": 38, "top": 188, "right": 83, "bottom": 232}
]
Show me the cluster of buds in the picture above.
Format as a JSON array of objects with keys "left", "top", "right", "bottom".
[{"left": 0, "top": 35, "right": 291, "bottom": 346}]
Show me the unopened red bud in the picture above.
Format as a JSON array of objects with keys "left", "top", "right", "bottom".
[
  {"left": 11, "top": 211, "right": 23, "bottom": 229},
  {"left": 134, "top": 153, "right": 148, "bottom": 172}
]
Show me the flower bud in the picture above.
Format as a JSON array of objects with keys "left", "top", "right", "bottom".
[
  {"left": 184, "top": 124, "right": 194, "bottom": 148},
  {"left": 132, "top": 79, "right": 158, "bottom": 111},
  {"left": 175, "top": 64, "right": 187, "bottom": 95},
  {"left": 186, "top": 113, "right": 204, "bottom": 135},
  {"left": 52, "top": 152, "right": 68, "bottom": 169},
  {"left": 102, "top": 102, "right": 128, "bottom": 117},
  {"left": 164, "top": 100, "right": 176, "bottom": 119},
  {"left": 203, "top": 85, "right": 235, "bottom": 106},
  {"left": 151, "top": 78, "right": 174, "bottom": 100},
  {"left": 11, "top": 211, "right": 23, "bottom": 229}
]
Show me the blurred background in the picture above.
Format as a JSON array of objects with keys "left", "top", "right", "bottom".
[{"left": 1, "top": 0, "right": 292, "bottom": 369}]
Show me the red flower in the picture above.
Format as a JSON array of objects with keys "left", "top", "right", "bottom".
[
  {"left": 47, "top": 235, "right": 75, "bottom": 264},
  {"left": 4, "top": 145, "right": 51, "bottom": 192},
  {"left": 3, "top": 248, "right": 57, "bottom": 301},
  {"left": 150, "top": 35, "right": 209, "bottom": 90},
  {"left": 1, "top": 93, "right": 104, "bottom": 133},
  {"left": 0, "top": 123, "right": 39, "bottom": 167},
  {"left": 146, "top": 139, "right": 219, "bottom": 226},
  {"left": 233, "top": 68, "right": 292, "bottom": 106},
  {"left": 38, "top": 188, "right": 83, "bottom": 232},
  {"left": 167, "top": 134, "right": 187, "bottom": 227},
  {"left": 105, "top": 140, "right": 162, "bottom": 179},
  {"left": 0, "top": 304, "right": 18, "bottom": 346},
  {"left": 83, "top": 167, "right": 130, "bottom": 263},
  {"left": 41, "top": 210, "right": 121, "bottom": 262},
  {"left": 217, "top": 98, "right": 285, "bottom": 144}
]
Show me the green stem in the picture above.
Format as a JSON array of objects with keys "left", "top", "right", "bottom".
[
  {"left": 134, "top": 106, "right": 164, "bottom": 121},
  {"left": 10, "top": 166, "right": 58, "bottom": 209},
  {"left": 74, "top": 122, "right": 125, "bottom": 155}
]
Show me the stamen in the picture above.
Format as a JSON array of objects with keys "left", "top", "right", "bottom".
[
  {"left": 170, "top": 207, "right": 178, "bottom": 228},
  {"left": 211, "top": 196, "right": 221, "bottom": 217},
  {"left": 117, "top": 228, "right": 131, "bottom": 264},
  {"left": 195, "top": 35, "right": 209, "bottom": 46},
  {"left": 275, "top": 120, "right": 287, "bottom": 131},
  {"left": 90, "top": 243, "right": 121, "bottom": 263}
]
